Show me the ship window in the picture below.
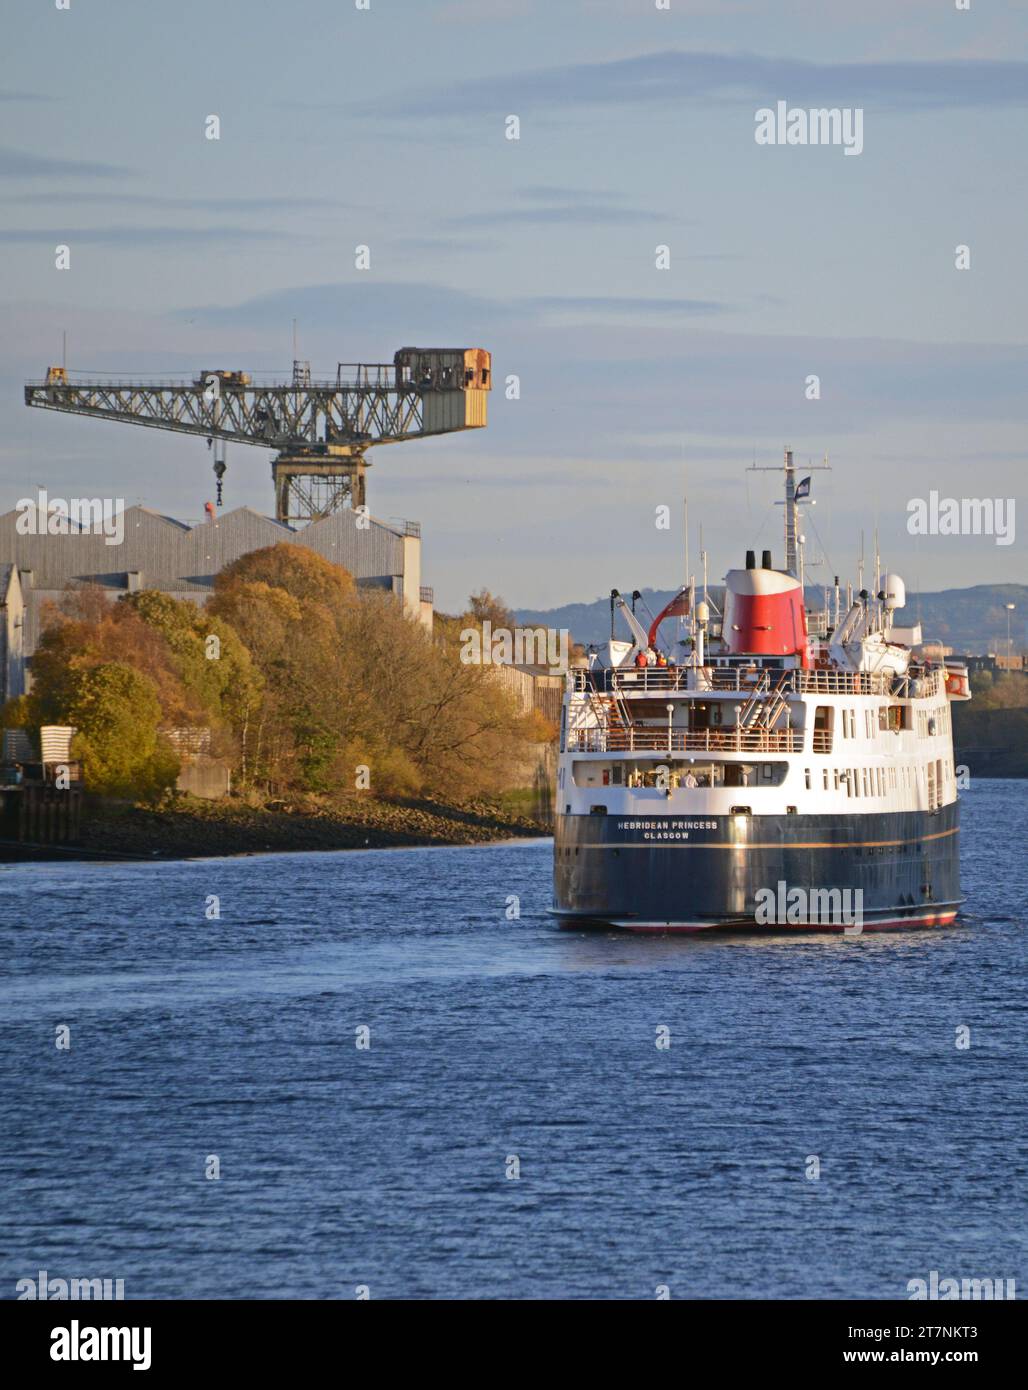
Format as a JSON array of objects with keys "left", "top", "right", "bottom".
[
  {"left": 590, "top": 805, "right": 607, "bottom": 816},
  {"left": 812, "top": 706, "right": 833, "bottom": 754},
  {"left": 804, "top": 769, "right": 811, "bottom": 789},
  {"left": 823, "top": 769, "right": 829, "bottom": 790}
]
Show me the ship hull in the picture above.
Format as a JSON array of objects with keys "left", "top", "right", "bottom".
[{"left": 552, "top": 801, "right": 961, "bottom": 933}]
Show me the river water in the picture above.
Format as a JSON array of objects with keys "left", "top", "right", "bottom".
[{"left": 1, "top": 780, "right": 1024, "bottom": 1299}]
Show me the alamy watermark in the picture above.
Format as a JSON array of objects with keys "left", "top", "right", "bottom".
[
  {"left": 907, "top": 1270, "right": 1015, "bottom": 1300},
  {"left": 755, "top": 880, "right": 864, "bottom": 930},
  {"left": 460, "top": 620, "right": 569, "bottom": 671},
  {"left": 755, "top": 102, "right": 863, "bottom": 156},
  {"left": 907, "top": 491, "right": 1015, "bottom": 546},
  {"left": 50, "top": 1322, "right": 151, "bottom": 1372},
  {"left": 16, "top": 1269, "right": 125, "bottom": 1299},
  {"left": 15, "top": 489, "right": 124, "bottom": 546}
]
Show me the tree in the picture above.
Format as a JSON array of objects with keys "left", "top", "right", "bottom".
[
  {"left": 467, "top": 588, "right": 515, "bottom": 631},
  {"left": 65, "top": 662, "right": 180, "bottom": 799},
  {"left": 216, "top": 543, "right": 355, "bottom": 617},
  {"left": 123, "top": 589, "right": 263, "bottom": 776}
]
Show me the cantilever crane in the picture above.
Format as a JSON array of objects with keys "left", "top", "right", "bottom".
[{"left": 25, "top": 347, "right": 491, "bottom": 525}]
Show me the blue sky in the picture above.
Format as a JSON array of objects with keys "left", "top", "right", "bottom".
[{"left": 2, "top": 0, "right": 1026, "bottom": 613}]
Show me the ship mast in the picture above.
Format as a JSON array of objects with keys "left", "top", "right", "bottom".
[{"left": 747, "top": 447, "right": 830, "bottom": 578}]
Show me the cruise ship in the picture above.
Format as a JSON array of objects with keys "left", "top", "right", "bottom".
[{"left": 552, "top": 453, "right": 971, "bottom": 932}]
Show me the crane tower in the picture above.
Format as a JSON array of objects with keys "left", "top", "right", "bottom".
[{"left": 25, "top": 346, "right": 491, "bottom": 525}]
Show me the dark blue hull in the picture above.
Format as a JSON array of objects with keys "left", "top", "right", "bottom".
[{"left": 552, "top": 801, "right": 962, "bottom": 931}]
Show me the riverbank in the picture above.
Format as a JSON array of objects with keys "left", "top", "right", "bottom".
[{"left": 4, "top": 792, "right": 551, "bottom": 862}]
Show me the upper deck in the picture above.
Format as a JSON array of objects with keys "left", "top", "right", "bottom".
[{"left": 570, "top": 663, "right": 943, "bottom": 700}]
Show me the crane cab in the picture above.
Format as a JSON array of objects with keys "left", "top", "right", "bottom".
[{"left": 393, "top": 348, "right": 491, "bottom": 431}]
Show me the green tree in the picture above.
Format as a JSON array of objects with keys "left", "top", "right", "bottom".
[
  {"left": 64, "top": 662, "right": 179, "bottom": 799},
  {"left": 123, "top": 589, "right": 263, "bottom": 779}
]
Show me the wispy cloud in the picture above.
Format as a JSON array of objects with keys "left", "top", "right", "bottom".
[
  {"left": 188, "top": 281, "right": 513, "bottom": 338},
  {"left": 185, "top": 280, "right": 731, "bottom": 334},
  {"left": 0, "top": 226, "right": 281, "bottom": 246},
  {"left": 390, "top": 234, "right": 502, "bottom": 255},
  {"left": 16, "top": 191, "right": 349, "bottom": 212},
  {"left": 451, "top": 204, "right": 662, "bottom": 227},
  {"left": 449, "top": 184, "right": 675, "bottom": 229},
  {"left": 376, "top": 49, "right": 1028, "bottom": 118},
  {"left": 434, "top": 0, "right": 535, "bottom": 19},
  {"left": 531, "top": 295, "right": 727, "bottom": 317},
  {"left": 0, "top": 91, "right": 52, "bottom": 103},
  {"left": 0, "top": 146, "right": 131, "bottom": 179}
]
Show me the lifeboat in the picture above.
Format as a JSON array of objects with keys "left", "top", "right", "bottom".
[{"left": 944, "top": 661, "right": 971, "bottom": 700}]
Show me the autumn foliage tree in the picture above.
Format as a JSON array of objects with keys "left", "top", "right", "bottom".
[
  {"left": 5, "top": 546, "right": 545, "bottom": 804},
  {"left": 210, "top": 544, "right": 537, "bottom": 798},
  {"left": 16, "top": 587, "right": 182, "bottom": 798}
]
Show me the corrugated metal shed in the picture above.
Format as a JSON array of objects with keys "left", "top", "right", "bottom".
[{"left": 0, "top": 502, "right": 419, "bottom": 664}]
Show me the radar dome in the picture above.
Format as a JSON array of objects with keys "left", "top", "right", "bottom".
[{"left": 879, "top": 573, "right": 906, "bottom": 611}]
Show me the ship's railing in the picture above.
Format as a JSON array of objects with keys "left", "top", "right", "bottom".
[
  {"left": 811, "top": 730, "right": 833, "bottom": 754},
  {"left": 893, "top": 667, "right": 945, "bottom": 700},
  {"left": 567, "top": 728, "right": 801, "bottom": 754},
  {"left": 572, "top": 666, "right": 896, "bottom": 697}
]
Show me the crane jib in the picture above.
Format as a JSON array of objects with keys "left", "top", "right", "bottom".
[{"left": 24, "top": 347, "right": 491, "bottom": 525}]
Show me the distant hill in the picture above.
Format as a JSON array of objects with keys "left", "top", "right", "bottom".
[{"left": 515, "top": 583, "right": 1028, "bottom": 657}]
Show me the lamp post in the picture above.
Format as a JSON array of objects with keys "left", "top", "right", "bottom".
[{"left": 1006, "top": 603, "right": 1016, "bottom": 669}]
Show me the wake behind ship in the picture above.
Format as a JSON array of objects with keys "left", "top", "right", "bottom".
[{"left": 552, "top": 452, "right": 970, "bottom": 933}]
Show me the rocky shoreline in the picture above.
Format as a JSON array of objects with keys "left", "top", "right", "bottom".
[{"left": 6, "top": 793, "right": 551, "bottom": 862}]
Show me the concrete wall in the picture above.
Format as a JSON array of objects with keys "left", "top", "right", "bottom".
[{"left": 176, "top": 759, "right": 232, "bottom": 800}]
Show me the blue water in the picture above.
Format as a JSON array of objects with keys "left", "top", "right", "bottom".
[{"left": 1, "top": 780, "right": 1024, "bottom": 1300}]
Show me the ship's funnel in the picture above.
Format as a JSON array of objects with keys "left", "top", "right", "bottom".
[
  {"left": 745, "top": 549, "right": 756, "bottom": 569},
  {"left": 762, "top": 549, "right": 773, "bottom": 570},
  {"left": 722, "top": 567, "right": 810, "bottom": 667}
]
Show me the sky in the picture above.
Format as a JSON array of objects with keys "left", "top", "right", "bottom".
[{"left": 2, "top": 0, "right": 1026, "bottom": 617}]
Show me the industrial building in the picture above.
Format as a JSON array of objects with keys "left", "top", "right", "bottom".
[
  {"left": 0, "top": 563, "right": 26, "bottom": 705},
  {"left": 0, "top": 502, "right": 431, "bottom": 696}
]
